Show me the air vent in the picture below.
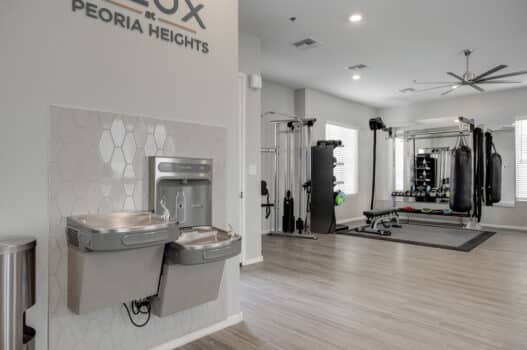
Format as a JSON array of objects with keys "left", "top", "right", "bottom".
[
  {"left": 347, "top": 64, "right": 368, "bottom": 70},
  {"left": 400, "top": 88, "right": 416, "bottom": 94},
  {"left": 292, "top": 38, "right": 321, "bottom": 49}
]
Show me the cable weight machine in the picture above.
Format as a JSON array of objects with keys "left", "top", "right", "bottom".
[{"left": 261, "top": 111, "right": 318, "bottom": 239}]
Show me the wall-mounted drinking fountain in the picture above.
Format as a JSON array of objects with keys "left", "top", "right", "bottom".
[
  {"left": 149, "top": 157, "right": 241, "bottom": 317},
  {"left": 65, "top": 212, "right": 178, "bottom": 315}
]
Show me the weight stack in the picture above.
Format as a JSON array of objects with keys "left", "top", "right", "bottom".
[{"left": 311, "top": 144, "right": 337, "bottom": 234}]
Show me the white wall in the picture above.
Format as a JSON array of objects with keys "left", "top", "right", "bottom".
[
  {"left": 379, "top": 87, "right": 527, "bottom": 229},
  {"left": 0, "top": 0, "right": 239, "bottom": 348},
  {"left": 261, "top": 80, "right": 296, "bottom": 232},
  {"left": 239, "top": 32, "right": 262, "bottom": 261}
]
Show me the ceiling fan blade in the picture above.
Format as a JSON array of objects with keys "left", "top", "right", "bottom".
[
  {"left": 477, "top": 70, "right": 527, "bottom": 82},
  {"left": 416, "top": 85, "right": 454, "bottom": 92},
  {"left": 413, "top": 80, "right": 458, "bottom": 85},
  {"left": 472, "top": 65, "right": 508, "bottom": 82},
  {"left": 469, "top": 84, "right": 485, "bottom": 92},
  {"left": 441, "top": 88, "right": 456, "bottom": 96},
  {"left": 447, "top": 72, "right": 465, "bottom": 81},
  {"left": 477, "top": 80, "right": 522, "bottom": 84}
]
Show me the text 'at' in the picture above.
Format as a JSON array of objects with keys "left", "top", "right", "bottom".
[{"left": 127, "top": 0, "right": 206, "bottom": 29}]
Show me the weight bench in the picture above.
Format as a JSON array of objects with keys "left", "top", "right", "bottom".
[{"left": 356, "top": 208, "right": 401, "bottom": 236}]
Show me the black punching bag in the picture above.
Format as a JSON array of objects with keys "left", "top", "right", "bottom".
[
  {"left": 485, "top": 132, "right": 503, "bottom": 205},
  {"left": 450, "top": 144, "right": 473, "bottom": 212}
]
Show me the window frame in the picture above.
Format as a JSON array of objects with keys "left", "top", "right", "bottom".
[
  {"left": 515, "top": 118, "right": 527, "bottom": 201},
  {"left": 325, "top": 121, "right": 360, "bottom": 196}
]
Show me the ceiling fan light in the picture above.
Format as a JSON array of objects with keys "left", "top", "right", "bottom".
[
  {"left": 352, "top": 74, "right": 361, "bottom": 80},
  {"left": 452, "top": 85, "right": 459, "bottom": 89}
]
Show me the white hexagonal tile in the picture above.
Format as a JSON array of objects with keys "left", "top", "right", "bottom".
[
  {"left": 123, "top": 197, "right": 135, "bottom": 210},
  {"left": 164, "top": 136, "right": 176, "bottom": 155},
  {"left": 110, "top": 148, "right": 126, "bottom": 178},
  {"left": 133, "top": 181, "right": 145, "bottom": 210},
  {"left": 122, "top": 134, "right": 136, "bottom": 164},
  {"left": 144, "top": 134, "right": 157, "bottom": 156},
  {"left": 123, "top": 116, "right": 137, "bottom": 132},
  {"left": 134, "top": 120, "right": 147, "bottom": 148},
  {"left": 123, "top": 165, "right": 135, "bottom": 179},
  {"left": 154, "top": 124, "right": 167, "bottom": 149},
  {"left": 99, "top": 130, "right": 114, "bottom": 163},
  {"left": 132, "top": 149, "right": 146, "bottom": 180},
  {"left": 109, "top": 182, "right": 126, "bottom": 210},
  {"left": 111, "top": 118, "right": 126, "bottom": 147}
]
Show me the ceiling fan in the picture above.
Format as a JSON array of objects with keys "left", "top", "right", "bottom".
[{"left": 413, "top": 49, "right": 527, "bottom": 96}]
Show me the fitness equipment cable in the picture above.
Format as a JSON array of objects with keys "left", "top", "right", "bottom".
[{"left": 370, "top": 128, "right": 377, "bottom": 210}]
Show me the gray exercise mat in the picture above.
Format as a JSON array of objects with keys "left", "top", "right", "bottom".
[{"left": 342, "top": 223, "right": 495, "bottom": 252}]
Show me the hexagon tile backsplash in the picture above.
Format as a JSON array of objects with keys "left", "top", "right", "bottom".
[{"left": 48, "top": 106, "right": 234, "bottom": 350}]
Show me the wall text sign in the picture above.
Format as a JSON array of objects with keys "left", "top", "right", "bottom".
[{"left": 72, "top": 0, "right": 210, "bottom": 54}]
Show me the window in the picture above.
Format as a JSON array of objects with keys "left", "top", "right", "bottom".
[
  {"left": 516, "top": 119, "right": 527, "bottom": 200},
  {"left": 325, "top": 123, "right": 358, "bottom": 195},
  {"left": 394, "top": 137, "right": 405, "bottom": 191}
]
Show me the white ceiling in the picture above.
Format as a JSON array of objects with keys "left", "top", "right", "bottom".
[{"left": 240, "top": 0, "right": 527, "bottom": 107}]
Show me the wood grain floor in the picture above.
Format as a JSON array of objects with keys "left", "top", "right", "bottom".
[{"left": 180, "top": 230, "right": 527, "bottom": 350}]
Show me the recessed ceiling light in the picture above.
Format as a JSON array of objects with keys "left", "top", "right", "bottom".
[
  {"left": 349, "top": 13, "right": 363, "bottom": 23},
  {"left": 352, "top": 74, "right": 361, "bottom": 81}
]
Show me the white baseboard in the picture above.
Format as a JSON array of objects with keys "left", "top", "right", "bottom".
[
  {"left": 151, "top": 312, "right": 244, "bottom": 350},
  {"left": 337, "top": 216, "right": 365, "bottom": 225},
  {"left": 481, "top": 223, "right": 527, "bottom": 232},
  {"left": 242, "top": 256, "right": 264, "bottom": 266}
]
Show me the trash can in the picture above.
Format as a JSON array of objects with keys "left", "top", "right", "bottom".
[{"left": 0, "top": 236, "right": 37, "bottom": 350}]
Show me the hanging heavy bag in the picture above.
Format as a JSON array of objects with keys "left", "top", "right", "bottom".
[
  {"left": 487, "top": 150, "right": 503, "bottom": 204},
  {"left": 485, "top": 132, "right": 503, "bottom": 205},
  {"left": 450, "top": 140, "right": 473, "bottom": 212}
]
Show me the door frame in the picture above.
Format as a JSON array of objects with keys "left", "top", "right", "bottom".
[{"left": 237, "top": 73, "right": 247, "bottom": 264}]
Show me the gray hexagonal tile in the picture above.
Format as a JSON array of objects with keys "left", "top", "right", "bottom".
[
  {"left": 123, "top": 197, "right": 135, "bottom": 211},
  {"left": 164, "top": 136, "right": 176, "bottom": 155},
  {"left": 144, "top": 134, "right": 157, "bottom": 156},
  {"left": 110, "top": 149, "right": 126, "bottom": 179},
  {"left": 132, "top": 148, "right": 146, "bottom": 181},
  {"left": 134, "top": 120, "right": 147, "bottom": 148},
  {"left": 111, "top": 118, "right": 126, "bottom": 147},
  {"left": 109, "top": 182, "right": 126, "bottom": 210},
  {"left": 154, "top": 124, "right": 167, "bottom": 149},
  {"left": 123, "top": 165, "right": 135, "bottom": 179},
  {"left": 122, "top": 134, "right": 136, "bottom": 164},
  {"left": 98, "top": 130, "right": 114, "bottom": 163}
]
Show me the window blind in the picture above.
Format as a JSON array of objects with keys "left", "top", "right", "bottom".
[
  {"left": 516, "top": 119, "right": 527, "bottom": 200},
  {"left": 325, "top": 123, "right": 359, "bottom": 195}
]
